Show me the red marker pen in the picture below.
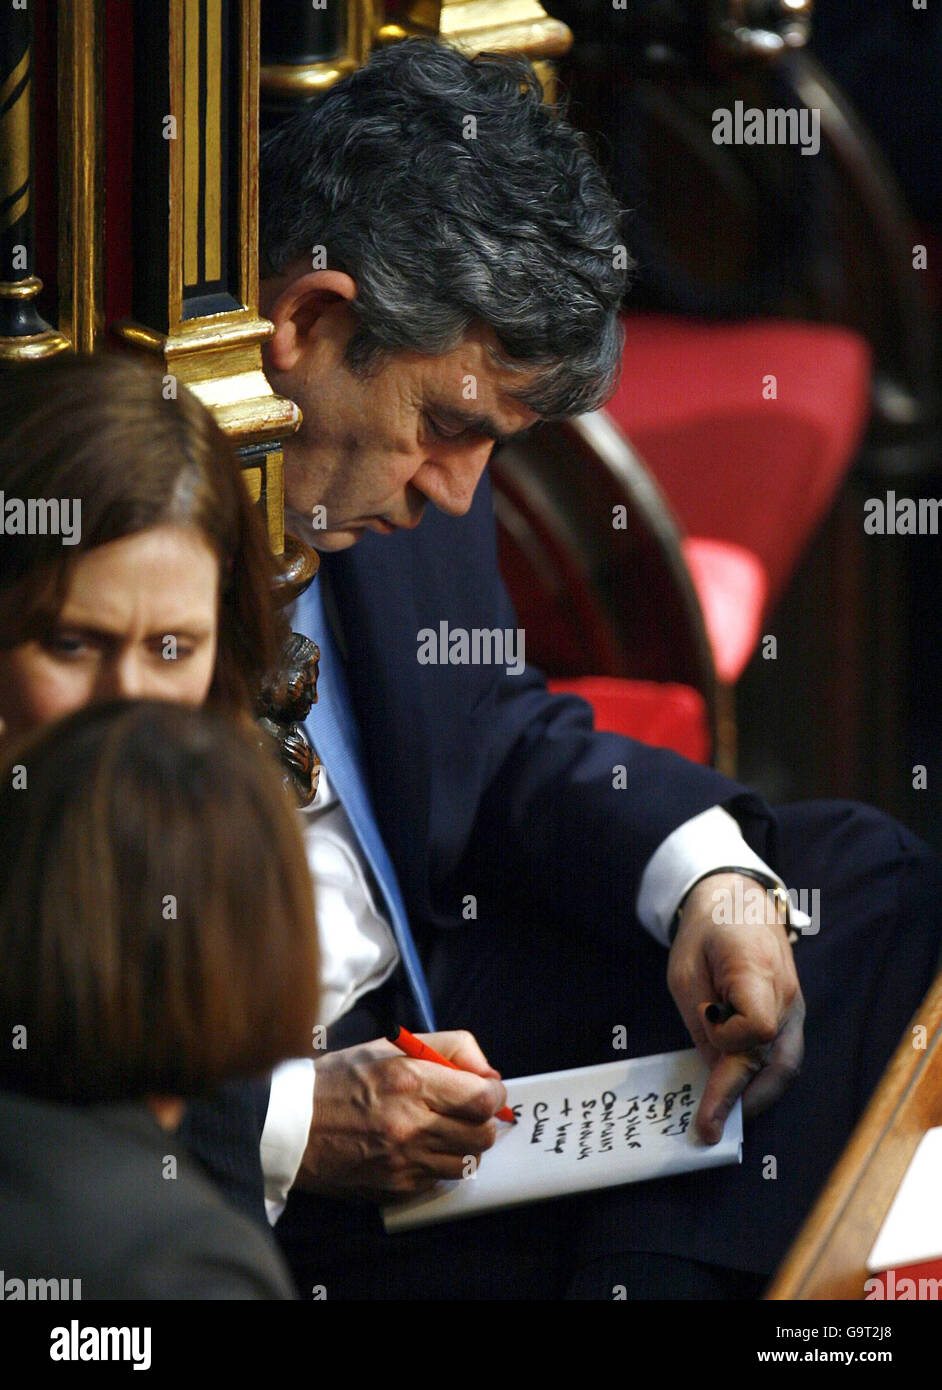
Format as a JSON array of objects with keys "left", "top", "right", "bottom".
[{"left": 388, "top": 1025, "right": 517, "bottom": 1124}]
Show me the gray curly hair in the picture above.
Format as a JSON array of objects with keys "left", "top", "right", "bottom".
[{"left": 259, "top": 40, "right": 631, "bottom": 418}]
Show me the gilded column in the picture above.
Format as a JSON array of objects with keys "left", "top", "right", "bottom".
[
  {"left": 57, "top": 0, "right": 104, "bottom": 355},
  {"left": 0, "top": 0, "right": 68, "bottom": 363},
  {"left": 113, "top": 0, "right": 304, "bottom": 565}
]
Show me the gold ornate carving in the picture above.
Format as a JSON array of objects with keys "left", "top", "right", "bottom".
[
  {"left": 0, "top": 275, "right": 41, "bottom": 298},
  {"left": 224, "top": 451, "right": 283, "bottom": 550},
  {"left": 0, "top": 317, "right": 70, "bottom": 363},
  {"left": 0, "top": 49, "right": 28, "bottom": 107},
  {"left": 0, "top": 25, "right": 70, "bottom": 363},
  {"left": 0, "top": 54, "right": 30, "bottom": 221},
  {"left": 375, "top": 0, "right": 571, "bottom": 62},
  {"left": 263, "top": 449, "right": 285, "bottom": 555},
  {"left": 114, "top": 313, "right": 301, "bottom": 448},
  {"left": 261, "top": 0, "right": 567, "bottom": 103},
  {"left": 259, "top": 57, "right": 359, "bottom": 97},
  {"left": 260, "top": 0, "right": 377, "bottom": 100},
  {"left": 243, "top": 466, "right": 263, "bottom": 503}
]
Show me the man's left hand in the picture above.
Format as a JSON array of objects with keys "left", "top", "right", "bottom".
[{"left": 666, "top": 872, "right": 805, "bottom": 1144}]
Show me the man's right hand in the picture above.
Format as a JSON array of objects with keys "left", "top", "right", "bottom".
[{"left": 293, "top": 1030, "right": 508, "bottom": 1203}]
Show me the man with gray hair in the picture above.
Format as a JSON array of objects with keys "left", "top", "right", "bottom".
[{"left": 189, "top": 39, "right": 941, "bottom": 1299}]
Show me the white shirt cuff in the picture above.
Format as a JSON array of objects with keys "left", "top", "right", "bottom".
[
  {"left": 261, "top": 1057, "right": 315, "bottom": 1225},
  {"left": 636, "top": 805, "right": 783, "bottom": 948}
]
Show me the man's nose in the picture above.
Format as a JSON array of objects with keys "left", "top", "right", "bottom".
[{"left": 417, "top": 441, "right": 493, "bottom": 517}]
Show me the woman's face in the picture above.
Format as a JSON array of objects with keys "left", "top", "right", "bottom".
[{"left": 0, "top": 525, "right": 220, "bottom": 750}]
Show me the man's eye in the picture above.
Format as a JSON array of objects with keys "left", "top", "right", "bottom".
[{"left": 425, "top": 413, "right": 464, "bottom": 440}]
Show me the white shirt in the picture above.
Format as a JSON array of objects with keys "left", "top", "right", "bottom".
[{"left": 297, "top": 766, "right": 400, "bottom": 1027}]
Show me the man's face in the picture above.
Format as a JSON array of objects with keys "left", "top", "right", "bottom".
[{"left": 261, "top": 270, "right": 540, "bottom": 550}]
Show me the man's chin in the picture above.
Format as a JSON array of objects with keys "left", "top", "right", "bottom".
[
  {"left": 310, "top": 528, "right": 365, "bottom": 552},
  {"left": 284, "top": 505, "right": 366, "bottom": 552}
]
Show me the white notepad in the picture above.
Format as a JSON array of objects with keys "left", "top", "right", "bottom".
[
  {"left": 382, "top": 1047, "right": 743, "bottom": 1232},
  {"left": 867, "top": 1127, "right": 942, "bottom": 1272}
]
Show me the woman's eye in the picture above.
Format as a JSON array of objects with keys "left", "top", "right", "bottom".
[
  {"left": 43, "top": 633, "right": 90, "bottom": 658},
  {"left": 151, "top": 639, "right": 195, "bottom": 661}
]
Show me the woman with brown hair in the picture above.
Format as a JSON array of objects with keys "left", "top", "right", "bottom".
[
  {"left": 0, "top": 699, "right": 319, "bottom": 1298},
  {"left": 0, "top": 351, "right": 279, "bottom": 746},
  {"left": 0, "top": 352, "right": 308, "bottom": 1230}
]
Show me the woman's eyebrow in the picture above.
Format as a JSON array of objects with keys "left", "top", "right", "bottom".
[{"left": 52, "top": 618, "right": 212, "bottom": 640}]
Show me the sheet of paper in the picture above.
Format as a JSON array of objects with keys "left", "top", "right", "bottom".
[
  {"left": 867, "top": 1127, "right": 942, "bottom": 1271},
  {"left": 383, "top": 1047, "right": 742, "bottom": 1233}
]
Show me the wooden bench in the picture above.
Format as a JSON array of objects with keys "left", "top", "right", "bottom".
[{"left": 767, "top": 967, "right": 942, "bottom": 1300}]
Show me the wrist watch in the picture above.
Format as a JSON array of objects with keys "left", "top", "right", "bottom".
[{"left": 668, "top": 867, "right": 798, "bottom": 946}]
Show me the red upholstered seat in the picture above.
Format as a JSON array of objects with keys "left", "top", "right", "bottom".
[
  {"left": 681, "top": 537, "right": 767, "bottom": 685},
  {"left": 547, "top": 676, "right": 712, "bottom": 764},
  {"left": 607, "top": 314, "right": 872, "bottom": 606}
]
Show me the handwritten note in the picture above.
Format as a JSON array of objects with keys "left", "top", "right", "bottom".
[{"left": 382, "top": 1048, "right": 742, "bottom": 1232}]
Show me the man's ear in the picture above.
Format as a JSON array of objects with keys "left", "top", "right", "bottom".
[{"left": 264, "top": 269, "right": 358, "bottom": 372}]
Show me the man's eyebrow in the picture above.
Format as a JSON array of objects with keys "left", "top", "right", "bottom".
[{"left": 427, "top": 405, "right": 535, "bottom": 447}]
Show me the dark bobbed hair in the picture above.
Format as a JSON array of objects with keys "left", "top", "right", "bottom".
[
  {"left": 0, "top": 701, "right": 320, "bottom": 1104},
  {"left": 260, "top": 39, "right": 630, "bottom": 417},
  {"left": 0, "top": 353, "right": 280, "bottom": 716}
]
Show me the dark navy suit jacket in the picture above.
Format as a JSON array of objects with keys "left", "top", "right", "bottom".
[
  {"left": 323, "top": 471, "right": 773, "bottom": 934},
  {"left": 183, "top": 471, "right": 775, "bottom": 1221}
]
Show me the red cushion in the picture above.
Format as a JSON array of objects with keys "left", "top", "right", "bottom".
[
  {"left": 681, "top": 537, "right": 767, "bottom": 685},
  {"left": 548, "top": 676, "right": 711, "bottom": 764},
  {"left": 607, "top": 315, "right": 871, "bottom": 604}
]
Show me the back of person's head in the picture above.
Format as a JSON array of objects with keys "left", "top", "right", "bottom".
[
  {"left": 0, "top": 353, "right": 278, "bottom": 714},
  {"left": 259, "top": 38, "right": 629, "bottom": 417},
  {"left": 0, "top": 700, "right": 319, "bottom": 1104}
]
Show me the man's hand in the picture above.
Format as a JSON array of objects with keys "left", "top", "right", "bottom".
[
  {"left": 294, "top": 1030, "right": 508, "bottom": 1202},
  {"left": 666, "top": 872, "right": 805, "bottom": 1144}
]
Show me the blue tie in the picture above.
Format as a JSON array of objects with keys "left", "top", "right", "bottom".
[{"left": 292, "top": 575, "right": 436, "bottom": 1031}]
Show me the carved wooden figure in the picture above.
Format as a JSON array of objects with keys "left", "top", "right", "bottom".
[{"left": 257, "top": 630, "right": 322, "bottom": 807}]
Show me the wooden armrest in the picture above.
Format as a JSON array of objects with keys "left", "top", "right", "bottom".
[{"left": 766, "top": 966, "right": 942, "bottom": 1300}]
